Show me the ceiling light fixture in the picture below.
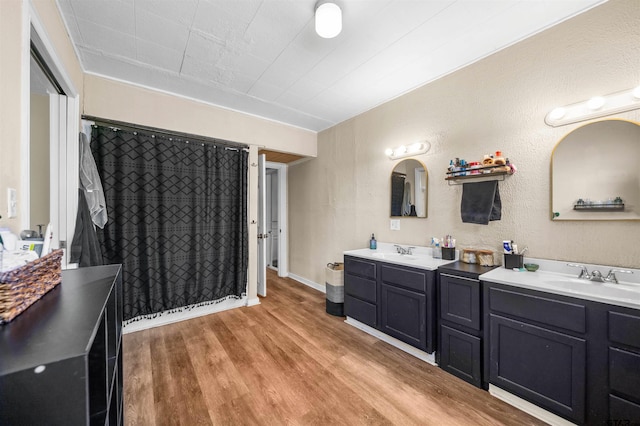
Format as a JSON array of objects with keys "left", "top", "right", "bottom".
[
  {"left": 545, "top": 86, "right": 640, "bottom": 127},
  {"left": 315, "top": 2, "right": 342, "bottom": 38},
  {"left": 386, "top": 141, "right": 430, "bottom": 160}
]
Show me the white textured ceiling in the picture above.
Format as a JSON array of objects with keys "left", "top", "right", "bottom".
[{"left": 56, "top": 0, "right": 605, "bottom": 132}]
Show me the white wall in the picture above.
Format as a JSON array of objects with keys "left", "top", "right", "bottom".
[
  {"left": 288, "top": 0, "right": 640, "bottom": 286},
  {"left": 83, "top": 74, "right": 317, "bottom": 157}
]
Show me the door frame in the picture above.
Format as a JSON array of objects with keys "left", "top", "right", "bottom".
[
  {"left": 265, "top": 161, "right": 288, "bottom": 278},
  {"left": 22, "top": 3, "right": 79, "bottom": 266}
]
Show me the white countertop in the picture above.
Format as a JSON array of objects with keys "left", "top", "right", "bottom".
[
  {"left": 480, "top": 258, "right": 640, "bottom": 310},
  {"left": 344, "top": 243, "right": 457, "bottom": 271}
]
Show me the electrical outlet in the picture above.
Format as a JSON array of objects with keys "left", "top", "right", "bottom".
[
  {"left": 390, "top": 219, "right": 400, "bottom": 230},
  {"left": 7, "top": 188, "right": 17, "bottom": 218}
]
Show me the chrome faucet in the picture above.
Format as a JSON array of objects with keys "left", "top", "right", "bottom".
[
  {"left": 394, "top": 245, "right": 415, "bottom": 255},
  {"left": 568, "top": 263, "right": 591, "bottom": 280},
  {"left": 604, "top": 269, "right": 634, "bottom": 284},
  {"left": 567, "top": 264, "right": 634, "bottom": 284}
]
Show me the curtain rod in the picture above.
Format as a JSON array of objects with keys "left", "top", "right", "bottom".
[{"left": 82, "top": 115, "right": 249, "bottom": 150}]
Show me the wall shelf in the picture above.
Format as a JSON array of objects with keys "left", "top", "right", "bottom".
[
  {"left": 445, "top": 166, "right": 512, "bottom": 185},
  {"left": 573, "top": 203, "right": 625, "bottom": 212}
]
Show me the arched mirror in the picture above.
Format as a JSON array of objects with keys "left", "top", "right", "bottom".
[
  {"left": 390, "top": 159, "right": 428, "bottom": 218},
  {"left": 552, "top": 119, "right": 640, "bottom": 220}
]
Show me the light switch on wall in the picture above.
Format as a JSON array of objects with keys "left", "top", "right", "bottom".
[
  {"left": 390, "top": 219, "right": 400, "bottom": 230},
  {"left": 7, "top": 188, "right": 17, "bottom": 218}
]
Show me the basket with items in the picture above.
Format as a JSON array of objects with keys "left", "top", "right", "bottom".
[{"left": 0, "top": 249, "right": 63, "bottom": 324}]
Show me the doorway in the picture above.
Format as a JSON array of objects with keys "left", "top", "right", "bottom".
[{"left": 265, "top": 161, "right": 288, "bottom": 278}]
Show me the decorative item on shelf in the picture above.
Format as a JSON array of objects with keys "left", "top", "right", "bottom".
[{"left": 0, "top": 249, "right": 64, "bottom": 324}]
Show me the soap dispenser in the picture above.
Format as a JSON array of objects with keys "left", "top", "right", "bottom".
[{"left": 369, "top": 234, "right": 377, "bottom": 250}]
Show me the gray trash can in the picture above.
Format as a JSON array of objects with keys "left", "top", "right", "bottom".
[{"left": 325, "top": 262, "right": 344, "bottom": 316}]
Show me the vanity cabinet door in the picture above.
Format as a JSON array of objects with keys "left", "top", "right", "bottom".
[
  {"left": 489, "top": 314, "right": 586, "bottom": 424},
  {"left": 439, "top": 324, "right": 481, "bottom": 387},
  {"left": 380, "top": 283, "right": 426, "bottom": 351}
]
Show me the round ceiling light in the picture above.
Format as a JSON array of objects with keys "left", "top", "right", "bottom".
[{"left": 315, "top": 2, "right": 342, "bottom": 38}]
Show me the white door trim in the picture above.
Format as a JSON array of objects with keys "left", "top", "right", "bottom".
[
  {"left": 265, "top": 161, "right": 288, "bottom": 278},
  {"left": 24, "top": 2, "right": 80, "bottom": 266}
]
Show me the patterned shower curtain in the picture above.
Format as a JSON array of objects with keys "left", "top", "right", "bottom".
[{"left": 90, "top": 125, "right": 248, "bottom": 321}]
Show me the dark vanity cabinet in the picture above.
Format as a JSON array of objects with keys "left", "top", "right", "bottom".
[
  {"left": 345, "top": 255, "right": 437, "bottom": 353},
  {"left": 484, "top": 281, "right": 640, "bottom": 425},
  {"left": 0, "top": 265, "right": 124, "bottom": 425},
  {"left": 379, "top": 263, "right": 435, "bottom": 353},
  {"left": 437, "top": 262, "right": 495, "bottom": 388}
]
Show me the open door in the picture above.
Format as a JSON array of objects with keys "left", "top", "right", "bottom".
[{"left": 257, "top": 154, "right": 267, "bottom": 297}]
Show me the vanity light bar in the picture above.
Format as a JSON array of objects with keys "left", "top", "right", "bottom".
[
  {"left": 385, "top": 141, "right": 430, "bottom": 160},
  {"left": 545, "top": 86, "right": 640, "bottom": 127}
]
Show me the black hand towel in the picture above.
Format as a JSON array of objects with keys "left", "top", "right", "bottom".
[{"left": 461, "top": 181, "right": 502, "bottom": 224}]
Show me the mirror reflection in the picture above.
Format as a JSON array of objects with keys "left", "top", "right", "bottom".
[
  {"left": 390, "top": 159, "right": 428, "bottom": 218},
  {"left": 552, "top": 119, "right": 640, "bottom": 220}
]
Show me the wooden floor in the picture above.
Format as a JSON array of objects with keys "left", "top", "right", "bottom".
[{"left": 123, "top": 270, "right": 545, "bottom": 425}]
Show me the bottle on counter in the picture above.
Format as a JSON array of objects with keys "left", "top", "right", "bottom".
[{"left": 369, "top": 234, "right": 377, "bottom": 250}]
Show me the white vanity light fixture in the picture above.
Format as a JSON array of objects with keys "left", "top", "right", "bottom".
[
  {"left": 315, "top": 2, "right": 342, "bottom": 38},
  {"left": 545, "top": 86, "right": 640, "bottom": 127},
  {"left": 385, "top": 141, "right": 430, "bottom": 160}
]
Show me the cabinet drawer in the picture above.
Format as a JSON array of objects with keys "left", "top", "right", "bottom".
[
  {"left": 488, "top": 287, "right": 586, "bottom": 334},
  {"left": 380, "top": 264, "right": 427, "bottom": 293},
  {"left": 439, "top": 324, "right": 481, "bottom": 388},
  {"left": 610, "top": 394, "right": 640, "bottom": 423},
  {"left": 440, "top": 274, "right": 480, "bottom": 331},
  {"left": 344, "top": 274, "right": 376, "bottom": 303},
  {"left": 344, "top": 295, "right": 376, "bottom": 328},
  {"left": 609, "top": 311, "right": 640, "bottom": 349},
  {"left": 609, "top": 347, "right": 640, "bottom": 403},
  {"left": 345, "top": 256, "right": 377, "bottom": 280}
]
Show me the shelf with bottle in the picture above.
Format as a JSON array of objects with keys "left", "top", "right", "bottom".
[{"left": 445, "top": 151, "right": 516, "bottom": 184}]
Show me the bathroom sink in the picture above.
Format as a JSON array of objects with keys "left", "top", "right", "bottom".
[
  {"left": 371, "top": 253, "right": 418, "bottom": 261},
  {"left": 343, "top": 244, "right": 456, "bottom": 271},
  {"left": 480, "top": 263, "right": 640, "bottom": 310},
  {"left": 541, "top": 278, "right": 640, "bottom": 299}
]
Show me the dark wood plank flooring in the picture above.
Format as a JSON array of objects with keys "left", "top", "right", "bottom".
[{"left": 123, "top": 269, "right": 545, "bottom": 425}]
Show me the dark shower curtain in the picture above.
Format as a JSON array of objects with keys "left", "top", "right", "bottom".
[{"left": 91, "top": 126, "right": 248, "bottom": 321}]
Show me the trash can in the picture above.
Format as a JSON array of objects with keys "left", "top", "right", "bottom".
[{"left": 325, "top": 262, "right": 344, "bottom": 316}]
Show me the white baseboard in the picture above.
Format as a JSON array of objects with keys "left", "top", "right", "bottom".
[
  {"left": 345, "top": 317, "right": 437, "bottom": 366},
  {"left": 247, "top": 297, "right": 261, "bottom": 307},
  {"left": 288, "top": 273, "right": 326, "bottom": 294},
  {"left": 123, "top": 296, "right": 247, "bottom": 334},
  {"left": 489, "top": 385, "right": 575, "bottom": 426}
]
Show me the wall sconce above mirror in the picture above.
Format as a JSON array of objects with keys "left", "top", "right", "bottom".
[
  {"left": 545, "top": 86, "right": 640, "bottom": 127},
  {"left": 390, "top": 159, "right": 428, "bottom": 218},
  {"left": 385, "top": 141, "right": 430, "bottom": 160},
  {"left": 551, "top": 119, "right": 640, "bottom": 221}
]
